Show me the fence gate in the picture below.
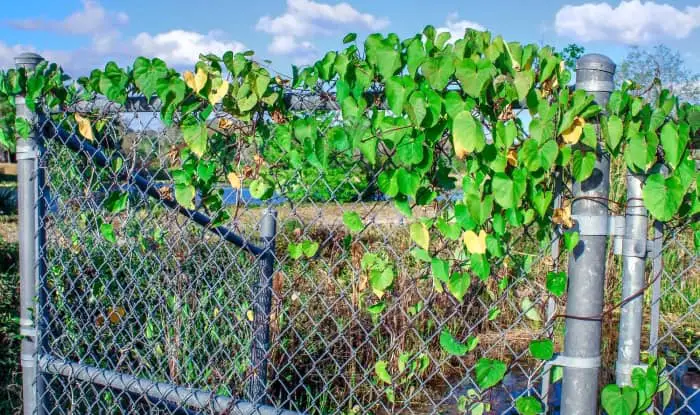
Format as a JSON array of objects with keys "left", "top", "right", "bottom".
[{"left": 13, "top": 49, "right": 699, "bottom": 415}]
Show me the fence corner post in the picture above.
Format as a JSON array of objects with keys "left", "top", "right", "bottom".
[
  {"left": 560, "top": 53, "right": 615, "bottom": 415},
  {"left": 15, "top": 51, "right": 45, "bottom": 415},
  {"left": 248, "top": 208, "right": 277, "bottom": 405}
]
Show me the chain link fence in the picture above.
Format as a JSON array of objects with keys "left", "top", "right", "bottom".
[
  {"left": 30, "top": 94, "right": 571, "bottom": 415},
  {"left": 11, "top": 54, "right": 698, "bottom": 414},
  {"left": 647, "top": 220, "right": 699, "bottom": 414}
]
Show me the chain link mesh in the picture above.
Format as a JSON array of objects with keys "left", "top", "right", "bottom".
[
  {"left": 648, "top": 220, "right": 699, "bottom": 414},
  {"left": 30, "top": 91, "right": 698, "bottom": 415}
]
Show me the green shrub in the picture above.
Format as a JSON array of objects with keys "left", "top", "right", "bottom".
[{"left": 0, "top": 240, "right": 20, "bottom": 413}]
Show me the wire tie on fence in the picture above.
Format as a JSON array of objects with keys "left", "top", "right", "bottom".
[{"left": 547, "top": 353, "right": 601, "bottom": 369}]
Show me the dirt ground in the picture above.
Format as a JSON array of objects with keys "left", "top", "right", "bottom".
[
  {"left": 243, "top": 201, "right": 439, "bottom": 228},
  {"left": 0, "top": 216, "right": 17, "bottom": 243}
]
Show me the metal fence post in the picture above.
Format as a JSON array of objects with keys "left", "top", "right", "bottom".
[
  {"left": 560, "top": 54, "right": 615, "bottom": 415},
  {"left": 648, "top": 221, "right": 663, "bottom": 358},
  {"left": 615, "top": 173, "right": 648, "bottom": 384},
  {"left": 15, "top": 52, "right": 45, "bottom": 415},
  {"left": 248, "top": 208, "right": 277, "bottom": 405}
]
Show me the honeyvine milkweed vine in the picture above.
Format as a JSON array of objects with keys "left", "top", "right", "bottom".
[{"left": 1, "top": 26, "right": 698, "bottom": 414}]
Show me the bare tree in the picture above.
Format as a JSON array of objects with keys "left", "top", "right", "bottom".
[{"left": 616, "top": 44, "right": 700, "bottom": 103}]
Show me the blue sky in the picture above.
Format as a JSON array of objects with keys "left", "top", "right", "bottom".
[{"left": 1, "top": 0, "right": 699, "bottom": 76}]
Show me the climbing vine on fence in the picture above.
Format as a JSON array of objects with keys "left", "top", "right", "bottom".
[{"left": 1, "top": 26, "right": 698, "bottom": 414}]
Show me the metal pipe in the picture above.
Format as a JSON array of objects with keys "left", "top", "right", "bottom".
[
  {"left": 40, "top": 118, "right": 265, "bottom": 256},
  {"left": 247, "top": 209, "right": 277, "bottom": 404},
  {"left": 648, "top": 221, "right": 663, "bottom": 357},
  {"left": 58, "top": 86, "right": 546, "bottom": 115},
  {"left": 15, "top": 52, "right": 45, "bottom": 415},
  {"left": 615, "top": 173, "right": 648, "bottom": 384},
  {"left": 39, "top": 355, "right": 302, "bottom": 414},
  {"left": 560, "top": 53, "right": 615, "bottom": 415}
]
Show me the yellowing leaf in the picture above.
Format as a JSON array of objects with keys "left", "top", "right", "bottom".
[
  {"left": 246, "top": 310, "right": 255, "bottom": 321},
  {"left": 208, "top": 79, "right": 230, "bottom": 105},
  {"left": 521, "top": 297, "right": 542, "bottom": 322},
  {"left": 507, "top": 148, "right": 518, "bottom": 167},
  {"left": 184, "top": 68, "right": 207, "bottom": 93},
  {"left": 553, "top": 205, "right": 574, "bottom": 229},
  {"left": 183, "top": 71, "right": 195, "bottom": 90},
  {"left": 503, "top": 41, "right": 521, "bottom": 71},
  {"left": 410, "top": 222, "right": 430, "bottom": 250},
  {"left": 463, "top": 230, "right": 487, "bottom": 254},
  {"left": 107, "top": 306, "right": 126, "bottom": 324},
  {"left": 227, "top": 172, "right": 242, "bottom": 189},
  {"left": 561, "top": 116, "right": 585, "bottom": 145},
  {"left": 542, "top": 76, "right": 559, "bottom": 95},
  {"left": 74, "top": 113, "right": 94, "bottom": 141},
  {"left": 274, "top": 75, "right": 290, "bottom": 86},
  {"left": 218, "top": 117, "right": 235, "bottom": 130},
  {"left": 454, "top": 139, "right": 469, "bottom": 159}
]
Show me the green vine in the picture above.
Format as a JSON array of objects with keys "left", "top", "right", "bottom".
[{"left": 1, "top": 26, "right": 698, "bottom": 414}]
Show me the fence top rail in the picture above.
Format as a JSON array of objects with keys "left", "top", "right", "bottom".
[
  {"left": 55, "top": 91, "right": 342, "bottom": 114},
  {"left": 39, "top": 114, "right": 267, "bottom": 256},
  {"left": 54, "top": 84, "right": 548, "bottom": 114}
]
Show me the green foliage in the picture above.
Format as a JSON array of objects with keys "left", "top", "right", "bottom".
[
  {"left": 515, "top": 396, "right": 544, "bottom": 414},
  {"left": 374, "top": 360, "right": 391, "bottom": 384},
  {"left": 0, "top": 26, "right": 696, "bottom": 410},
  {"left": 439, "top": 329, "right": 478, "bottom": 356},
  {"left": 529, "top": 339, "right": 554, "bottom": 360},
  {"left": 561, "top": 44, "right": 585, "bottom": 71},
  {"left": 601, "top": 385, "right": 638, "bottom": 415},
  {"left": 343, "top": 211, "right": 364, "bottom": 233},
  {"left": 600, "top": 357, "right": 671, "bottom": 415},
  {"left": 546, "top": 271, "right": 567, "bottom": 297},
  {"left": 288, "top": 240, "right": 319, "bottom": 259},
  {"left": 474, "top": 358, "right": 507, "bottom": 390},
  {"left": 0, "top": 241, "right": 20, "bottom": 413}
]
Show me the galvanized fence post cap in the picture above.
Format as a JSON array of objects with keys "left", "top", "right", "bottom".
[
  {"left": 576, "top": 53, "right": 616, "bottom": 93},
  {"left": 14, "top": 52, "right": 44, "bottom": 69},
  {"left": 576, "top": 54, "right": 616, "bottom": 74}
]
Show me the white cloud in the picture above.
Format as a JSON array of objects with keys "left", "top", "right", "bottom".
[
  {"left": 437, "top": 12, "right": 485, "bottom": 41},
  {"left": 2, "top": 1, "right": 246, "bottom": 74},
  {"left": 555, "top": 1, "right": 700, "bottom": 44},
  {"left": 133, "top": 30, "right": 246, "bottom": 66},
  {"left": 9, "top": 0, "right": 128, "bottom": 36},
  {"left": 256, "top": 0, "right": 389, "bottom": 59},
  {"left": 268, "top": 35, "right": 316, "bottom": 64},
  {"left": 0, "top": 42, "right": 32, "bottom": 69}
]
